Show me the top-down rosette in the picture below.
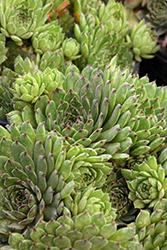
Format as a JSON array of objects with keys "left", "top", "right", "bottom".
[
  {"left": 74, "top": 0, "right": 134, "bottom": 70},
  {"left": 126, "top": 20, "right": 159, "bottom": 62},
  {"left": 0, "top": 120, "right": 114, "bottom": 243},
  {"left": 0, "top": 207, "right": 142, "bottom": 250},
  {"left": 6, "top": 56, "right": 167, "bottom": 167},
  {"left": 63, "top": 185, "right": 117, "bottom": 219},
  {"left": 0, "top": 0, "right": 53, "bottom": 46},
  {"left": 8, "top": 67, "right": 65, "bottom": 111},
  {"left": 133, "top": 198, "right": 167, "bottom": 249},
  {"left": 31, "top": 20, "right": 64, "bottom": 55},
  {"left": 62, "top": 37, "right": 81, "bottom": 60},
  {"left": 122, "top": 155, "right": 167, "bottom": 209},
  {"left": 144, "top": 0, "right": 167, "bottom": 36}
]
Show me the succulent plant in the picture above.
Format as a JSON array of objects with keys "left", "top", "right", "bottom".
[
  {"left": 0, "top": 53, "right": 66, "bottom": 118},
  {"left": 122, "top": 155, "right": 167, "bottom": 209},
  {"left": 62, "top": 38, "right": 81, "bottom": 60},
  {"left": 140, "top": 0, "right": 167, "bottom": 36},
  {"left": 0, "top": 120, "right": 116, "bottom": 243},
  {"left": 31, "top": 20, "right": 64, "bottom": 55},
  {"left": 102, "top": 169, "right": 137, "bottom": 225},
  {"left": 66, "top": 185, "right": 117, "bottom": 218},
  {"left": 126, "top": 20, "right": 159, "bottom": 62},
  {"left": 8, "top": 67, "right": 65, "bottom": 110},
  {"left": 0, "top": 0, "right": 53, "bottom": 46},
  {"left": 133, "top": 198, "right": 167, "bottom": 249},
  {"left": 0, "top": 0, "right": 165, "bottom": 249},
  {"left": 0, "top": 56, "right": 34, "bottom": 118},
  {"left": 0, "top": 211, "right": 142, "bottom": 250},
  {"left": 98, "top": 0, "right": 130, "bottom": 36}
]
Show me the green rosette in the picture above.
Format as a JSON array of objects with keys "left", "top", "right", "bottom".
[
  {"left": 122, "top": 155, "right": 167, "bottom": 208},
  {"left": 62, "top": 38, "right": 81, "bottom": 60},
  {"left": 146, "top": 0, "right": 167, "bottom": 36},
  {"left": 7, "top": 67, "right": 65, "bottom": 111},
  {"left": 0, "top": 0, "right": 53, "bottom": 46},
  {"left": 31, "top": 20, "right": 64, "bottom": 55},
  {"left": 126, "top": 20, "right": 159, "bottom": 62},
  {"left": 0, "top": 121, "right": 113, "bottom": 243}
]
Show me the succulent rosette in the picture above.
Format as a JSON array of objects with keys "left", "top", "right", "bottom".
[
  {"left": 0, "top": 212, "right": 142, "bottom": 250},
  {"left": 0, "top": 121, "right": 115, "bottom": 243},
  {"left": 145, "top": 0, "right": 167, "bottom": 36},
  {"left": 126, "top": 20, "right": 159, "bottom": 62},
  {"left": 5, "top": 57, "right": 167, "bottom": 166},
  {"left": 0, "top": 0, "right": 53, "bottom": 46},
  {"left": 62, "top": 38, "right": 81, "bottom": 60},
  {"left": 8, "top": 67, "right": 65, "bottom": 111},
  {"left": 122, "top": 156, "right": 167, "bottom": 209},
  {"left": 31, "top": 20, "right": 64, "bottom": 55},
  {"left": 102, "top": 169, "right": 137, "bottom": 225},
  {"left": 133, "top": 198, "right": 167, "bottom": 249}
]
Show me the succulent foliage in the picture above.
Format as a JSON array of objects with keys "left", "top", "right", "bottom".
[{"left": 0, "top": 0, "right": 164, "bottom": 249}]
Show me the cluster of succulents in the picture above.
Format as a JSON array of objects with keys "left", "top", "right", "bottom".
[
  {"left": 0, "top": 53, "right": 167, "bottom": 248},
  {"left": 0, "top": 0, "right": 165, "bottom": 249},
  {"left": 0, "top": 0, "right": 159, "bottom": 74}
]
